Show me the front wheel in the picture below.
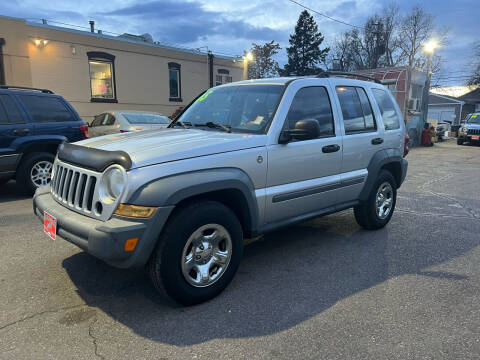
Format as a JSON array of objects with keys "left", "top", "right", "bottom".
[
  {"left": 148, "top": 201, "right": 243, "bottom": 305},
  {"left": 354, "top": 170, "right": 397, "bottom": 230},
  {"left": 457, "top": 138, "right": 464, "bottom": 145}
]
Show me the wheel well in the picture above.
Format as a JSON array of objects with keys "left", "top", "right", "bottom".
[
  {"left": 172, "top": 189, "right": 253, "bottom": 237},
  {"left": 381, "top": 162, "right": 401, "bottom": 188}
]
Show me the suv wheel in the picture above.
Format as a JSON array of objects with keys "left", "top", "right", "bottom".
[
  {"left": 457, "top": 138, "right": 464, "bottom": 145},
  {"left": 17, "top": 152, "right": 55, "bottom": 195},
  {"left": 354, "top": 170, "right": 397, "bottom": 230},
  {"left": 148, "top": 201, "right": 243, "bottom": 305}
]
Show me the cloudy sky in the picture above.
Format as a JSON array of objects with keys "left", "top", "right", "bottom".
[{"left": 3, "top": 0, "right": 479, "bottom": 85}]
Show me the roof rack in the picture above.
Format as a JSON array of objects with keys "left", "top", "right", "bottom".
[
  {"left": 316, "top": 71, "right": 382, "bottom": 84},
  {"left": 0, "top": 85, "right": 54, "bottom": 94}
]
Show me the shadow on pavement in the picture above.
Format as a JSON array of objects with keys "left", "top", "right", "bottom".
[
  {"left": 61, "top": 211, "right": 478, "bottom": 346},
  {"left": 0, "top": 180, "right": 30, "bottom": 203}
]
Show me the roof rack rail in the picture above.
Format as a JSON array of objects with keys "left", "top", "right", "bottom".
[
  {"left": 0, "top": 85, "right": 54, "bottom": 94},
  {"left": 315, "top": 71, "right": 382, "bottom": 84}
]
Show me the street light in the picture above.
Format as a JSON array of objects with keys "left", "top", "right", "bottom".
[
  {"left": 423, "top": 39, "right": 439, "bottom": 54},
  {"left": 243, "top": 51, "right": 254, "bottom": 80}
]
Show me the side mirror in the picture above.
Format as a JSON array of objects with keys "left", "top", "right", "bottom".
[{"left": 279, "top": 119, "right": 320, "bottom": 144}]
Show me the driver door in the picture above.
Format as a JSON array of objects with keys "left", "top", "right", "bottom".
[{"left": 265, "top": 86, "right": 343, "bottom": 223}]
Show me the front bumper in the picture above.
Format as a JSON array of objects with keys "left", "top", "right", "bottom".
[{"left": 33, "top": 187, "right": 173, "bottom": 268}]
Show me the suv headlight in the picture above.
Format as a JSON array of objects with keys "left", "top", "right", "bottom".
[{"left": 99, "top": 165, "right": 126, "bottom": 201}]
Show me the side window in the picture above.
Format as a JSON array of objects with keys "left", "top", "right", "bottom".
[
  {"left": 372, "top": 88, "right": 401, "bottom": 130},
  {"left": 91, "top": 114, "right": 104, "bottom": 127},
  {"left": 18, "top": 95, "right": 76, "bottom": 123},
  {"left": 0, "top": 95, "right": 24, "bottom": 124},
  {"left": 286, "top": 86, "right": 335, "bottom": 138},
  {"left": 105, "top": 114, "right": 115, "bottom": 126},
  {"left": 336, "top": 86, "right": 376, "bottom": 134},
  {"left": 0, "top": 99, "right": 8, "bottom": 124}
]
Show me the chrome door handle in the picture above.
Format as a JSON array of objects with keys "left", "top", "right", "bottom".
[{"left": 371, "top": 138, "right": 384, "bottom": 145}]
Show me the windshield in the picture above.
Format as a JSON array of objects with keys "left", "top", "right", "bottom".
[
  {"left": 466, "top": 114, "right": 480, "bottom": 124},
  {"left": 177, "top": 84, "right": 285, "bottom": 133},
  {"left": 123, "top": 113, "right": 170, "bottom": 125}
]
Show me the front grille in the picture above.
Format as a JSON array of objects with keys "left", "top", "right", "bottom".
[
  {"left": 467, "top": 128, "right": 480, "bottom": 135},
  {"left": 51, "top": 161, "right": 99, "bottom": 214}
]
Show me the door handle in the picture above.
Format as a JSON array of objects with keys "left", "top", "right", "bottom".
[
  {"left": 322, "top": 144, "right": 341, "bottom": 153},
  {"left": 371, "top": 137, "right": 384, "bottom": 145},
  {"left": 13, "top": 128, "right": 30, "bottom": 135}
]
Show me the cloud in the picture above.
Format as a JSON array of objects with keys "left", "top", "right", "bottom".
[{"left": 102, "top": 0, "right": 286, "bottom": 45}]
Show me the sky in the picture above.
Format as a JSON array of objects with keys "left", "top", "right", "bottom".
[{"left": 2, "top": 0, "right": 479, "bottom": 86}]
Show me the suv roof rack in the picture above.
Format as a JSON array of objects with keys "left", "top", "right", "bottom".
[
  {"left": 0, "top": 85, "right": 54, "bottom": 94},
  {"left": 315, "top": 71, "right": 382, "bottom": 84}
]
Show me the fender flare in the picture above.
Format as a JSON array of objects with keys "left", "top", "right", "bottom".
[
  {"left": 128, "top": 168, "right": 260, "bottom": 235},
  {"left": 359, "top": 149, "right": 403, "bottom": 202}
]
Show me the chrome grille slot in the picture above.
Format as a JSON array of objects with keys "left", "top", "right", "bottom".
[
  {"left": 467, "top": 128, "right": 480, "bottom": 135},
  {"left": 50, "top": 160, "right": 101, "bottom": 215}
]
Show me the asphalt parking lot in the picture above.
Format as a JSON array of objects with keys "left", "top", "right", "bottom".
[{"left": 1, "top": 140, "right": 479, "bottom": 359}]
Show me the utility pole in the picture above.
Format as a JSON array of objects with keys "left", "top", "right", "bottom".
[
  {"left": 373, "top": 22, "right": 381, "bottom": 69},
  {"left": 420, "top": 40, "right": 438, "bottom": 132}
]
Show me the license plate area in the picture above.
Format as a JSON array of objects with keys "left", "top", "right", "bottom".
[
  {"left": 471, "top": 135, "right": 479, "bottom": 140},
  {"left": 43, "top": 211, "right": 57, "bottom": 240}
]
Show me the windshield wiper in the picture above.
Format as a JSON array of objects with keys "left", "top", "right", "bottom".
[
  {"left": 194, "top": 122, "right": 232, "bottom": 133},
  {"left": 171, "top": 121, "right": 192, "bottom": 129}
]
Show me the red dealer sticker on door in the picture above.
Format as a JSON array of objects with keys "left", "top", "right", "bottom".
[{"left": 43, "top": 211, "right": 57, "bottom": 240}]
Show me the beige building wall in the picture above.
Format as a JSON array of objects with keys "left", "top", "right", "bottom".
[{"left": 0, "top": 16, "right": 245, "bottom": 123}]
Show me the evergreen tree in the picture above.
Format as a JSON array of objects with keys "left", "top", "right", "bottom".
[{"left": 283, "top": 10, "right": 330, "bottom": 76}]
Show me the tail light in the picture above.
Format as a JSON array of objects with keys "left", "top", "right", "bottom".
[
  {"left": 79, "top": 125, "right": 88, "bottom": 139},
  {"left": 120, "top": 129, "right": 130, "bottom": 133},
  {"left": 403, "top": 133, "right": 410, "bottom": 157}
]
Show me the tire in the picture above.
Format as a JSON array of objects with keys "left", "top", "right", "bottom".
[
  {"left": 354, "top": 170, "right": 397, "bottom": 230},
  {"left": 148, "top": 201, "right": 243, "bottom": 305},
  {"left": 16, "top": 152, "right": 55, "bottom": 195},
  {"left": 457, "top": 138, "right": 464, "bottom": 145}
]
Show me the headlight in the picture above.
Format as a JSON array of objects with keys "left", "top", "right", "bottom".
[
  {"left": 460, "top": 126, "right": 467, "bottom": 133},
  {"left": 100, "top": 166, "right": 126, "bottom": 201}
]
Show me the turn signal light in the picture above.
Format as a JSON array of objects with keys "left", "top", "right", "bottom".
[
  {"left": 124, "top": 238, "right": 139, "bottom": 252},
  {"left": 114, "top": 204, "right": 157, "bottom": 218}
]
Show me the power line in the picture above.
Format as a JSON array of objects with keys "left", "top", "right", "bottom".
[{"left": 287, "top": 0, "right": 362, "bottom": 29}]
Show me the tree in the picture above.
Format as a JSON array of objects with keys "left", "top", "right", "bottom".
[
  {"left": 467, "top": 43, "right": 480, "bottom": 85},
  {"left": 283, "top": 10, "right": 330, "bottom": 76},
  {"left": 247, "top": 41, "right": 281, "bottom": 79}
]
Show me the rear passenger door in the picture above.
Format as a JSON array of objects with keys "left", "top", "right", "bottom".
[
  {"left": 333, "top": 84, "right": 383, "bottom": 203},
  {"left": 16, "top": 94, "right": 83, "bottom": 142}
]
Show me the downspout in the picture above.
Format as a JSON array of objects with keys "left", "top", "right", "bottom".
[
  {"left": 207, "top": 51, "right": 214, "bottom": 88},
  {"left": 0, "top": 38, "right": 5, "bottom": 85}
]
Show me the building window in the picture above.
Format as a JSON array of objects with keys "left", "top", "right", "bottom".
[
  {"left": 215, "top": 75, "right": 223, "bottom": 86},
  {"left": 225, "top": 76, "right": 232, "bottom": 83},
  {"left": 87, "top": 52, "right": 117, "bottom": 103},
  {"left": 168, "top": 62, "right": 182, "bottom": 101}
]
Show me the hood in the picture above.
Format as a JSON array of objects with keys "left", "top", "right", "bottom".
[
  {"left": 465, "top": 123, "right": 480, "bottom": 129},
  {"left": 76, "top": 128, "right": 267, "bottom": 168}
]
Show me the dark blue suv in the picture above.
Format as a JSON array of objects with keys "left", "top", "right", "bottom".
[{"left": 0, "top": 86, "right": 87, "bottom": 194}]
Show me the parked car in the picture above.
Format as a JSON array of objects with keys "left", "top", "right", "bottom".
[
  {"left": 88, "top": 111, "right": 170, "bottom": 137},
  {"left": 0, "top": 86, "right": 87, "bottom": 193},
  {"left": 33, "top": 75, "right": 408, "bottom": 305},
  {"left": 457, "top": 112, "right": 480, "bottom": 145}
]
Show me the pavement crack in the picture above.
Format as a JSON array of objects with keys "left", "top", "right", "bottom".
[
  {"left": 88, "top": 317, "right": 105, "bottom": 360},
  {"left": 0, "top": 303, "right": 86, "bottom": 332}
]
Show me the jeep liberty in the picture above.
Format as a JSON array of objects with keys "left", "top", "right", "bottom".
[{"left": 33, "top": 76, "right": 408, "bottom": 305}]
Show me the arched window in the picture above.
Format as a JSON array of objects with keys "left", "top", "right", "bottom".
[{"left": 87, "top": 51, "right": 117, "bottom": 103}]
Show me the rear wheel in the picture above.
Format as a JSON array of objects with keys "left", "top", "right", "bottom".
[
  {"left": 148, "top": 201, "right": 243, "bottom": 305},
  {"left": 17, "top": 152, "right": 55, "bottom": 195},
  {"left": 354, "top": 170, "right": 397, "bottom": 230}
]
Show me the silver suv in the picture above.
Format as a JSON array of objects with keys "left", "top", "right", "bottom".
[{"left": 33, "top": 76, "right": 408, "bottom": 305}]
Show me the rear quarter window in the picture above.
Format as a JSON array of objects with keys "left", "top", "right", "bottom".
[
  {"left": 18, "top": 95, "right": 77, "bottom": 123},
  {"left": 371, "top": 88, "right": 401, "bottom": 130},
  {"left": 0, "top": 94, "right": 24, "bottom": 124}
]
